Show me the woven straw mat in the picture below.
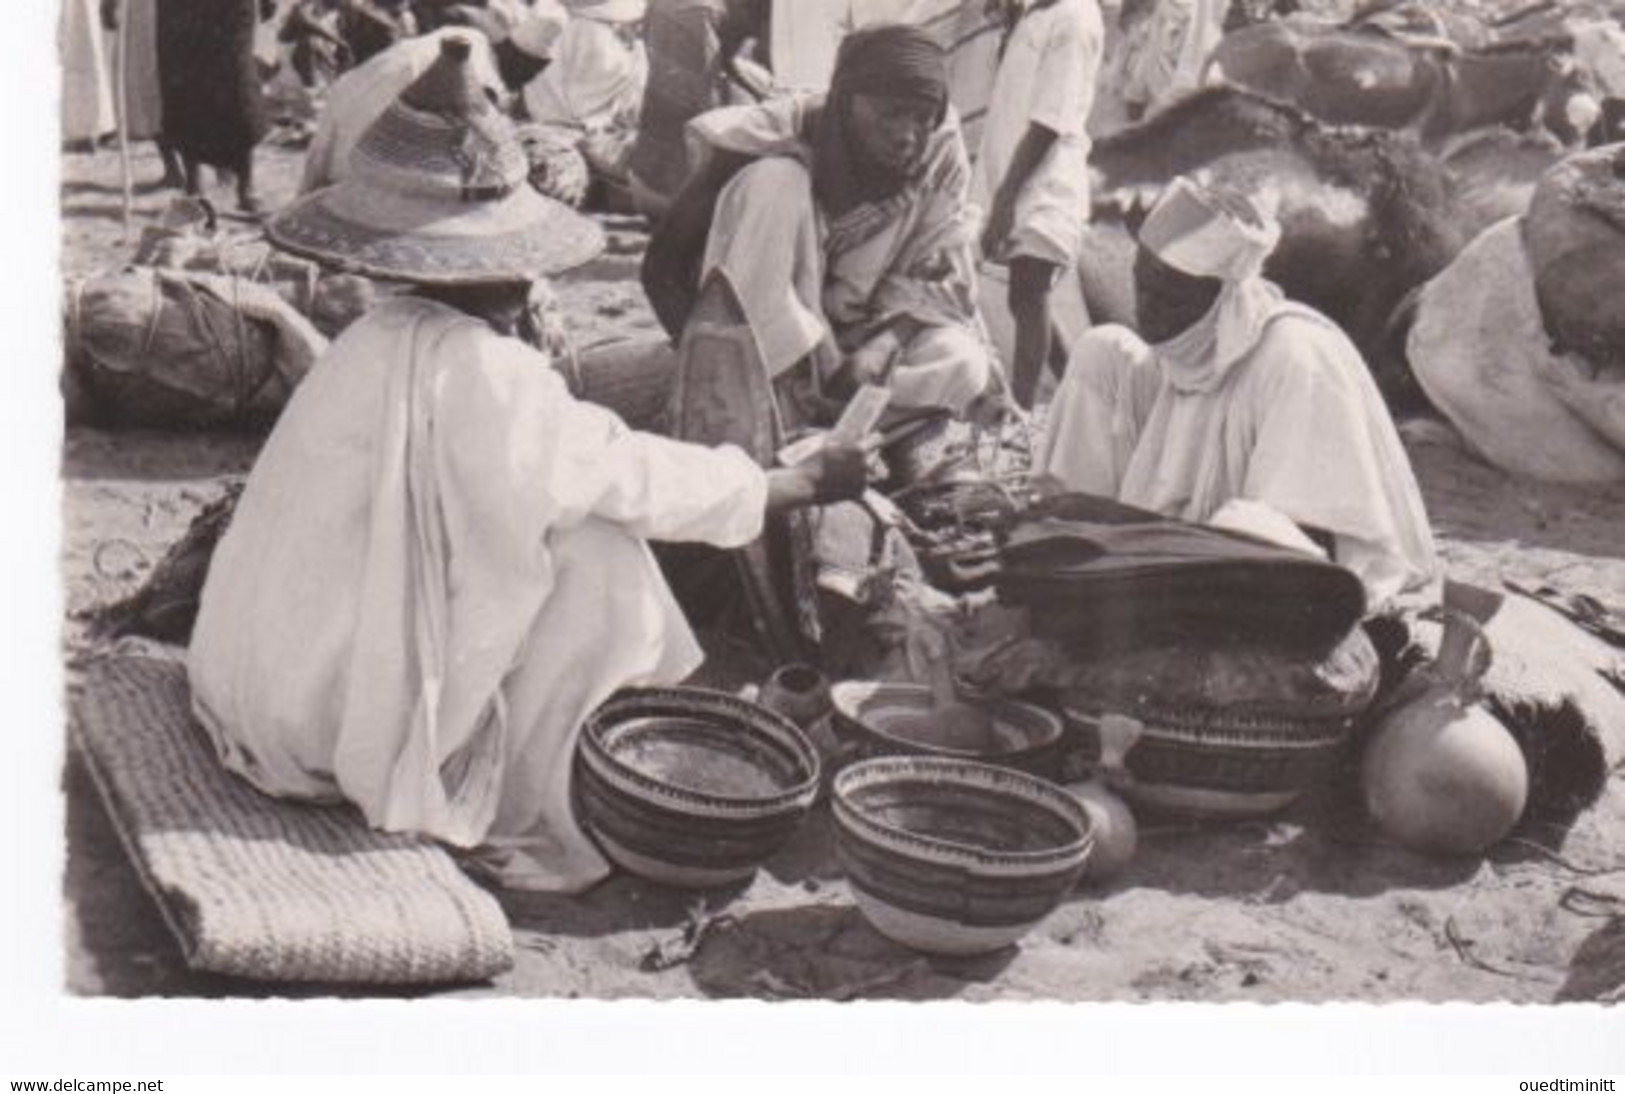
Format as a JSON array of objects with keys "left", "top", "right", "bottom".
[{"left": 71, "top": 654, "right": 515, "bottom": 985}]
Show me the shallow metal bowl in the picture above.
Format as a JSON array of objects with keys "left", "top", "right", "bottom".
[{"left": 830, "top": 681, "right": 1069, "bottom": 779}]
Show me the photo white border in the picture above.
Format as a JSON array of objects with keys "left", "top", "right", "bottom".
[{"left": 8, "top": 2, "right": 1622, "bottom": 1078}]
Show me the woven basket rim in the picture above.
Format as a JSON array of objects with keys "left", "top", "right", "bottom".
[
  {"left": 580, "top": 685, "right": 822, "bottom": 811},
  {"left": 831, "top": 755, "right": 1093, "bottom": 871}
]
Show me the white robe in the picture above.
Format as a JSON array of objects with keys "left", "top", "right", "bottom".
[
  {"left": 1111, "top": 0, "right": 1224, "bottom": 119},
  {"left": 111, "top": 0, "right": 163, "bottom": 140},
  {"left": 522, "top": 16, "right": 647, "bottom": 133},
  {"left": 1037, "top": 302, "right": 1440, "bottom": 609},
  {"left": 767, "top": 0, "right": 964, "bottom": 91},
  {"left": 188, "top": 296, "right": 768, "bottom": 893},
  {"left": 61, "top": 0, "right": 116, "bottom": 143}
]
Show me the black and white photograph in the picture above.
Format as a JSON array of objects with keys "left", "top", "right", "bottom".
[{"left": 15, "top": 0, "right": 1625, "bottom": 1071}]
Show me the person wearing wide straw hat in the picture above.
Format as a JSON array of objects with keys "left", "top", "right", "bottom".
[
  {"left": 1034, "top": 174, "right": 1439, "bottom": 610},
  {"left": 299, "top": 2, "right": 570, "bottom": 193},
  {"left": 188, "top": 37, "right": 872, "bottom": 894}
]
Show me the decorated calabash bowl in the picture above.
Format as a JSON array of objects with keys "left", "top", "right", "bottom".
[
  {"left": 829, "top": 681, "right": 1070, "bottom": 781},
  {"left": 832, "top": 756, "right": 1094, "bottom": 956},
  {"left": 575, "top": 687, "right": 821, "bottom": 889},
  {"left": 1060, "top": 627, "right": 1381, "bottom": 818}
]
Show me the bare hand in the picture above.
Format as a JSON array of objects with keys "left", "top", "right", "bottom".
[
  {"left": 800, "top": 437, "right": 872, "bottom": 505},
  {"left": 980, "top": 197, "right": 1016, "bottom": 261}
]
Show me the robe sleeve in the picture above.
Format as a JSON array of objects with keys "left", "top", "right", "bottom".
[{"left": 434, "top": 326, "right": 768, "bottom": 551}]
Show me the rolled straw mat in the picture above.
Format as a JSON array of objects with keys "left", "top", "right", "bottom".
[{"left": 70, "top": 653, "right": 515, "bottom": 985}]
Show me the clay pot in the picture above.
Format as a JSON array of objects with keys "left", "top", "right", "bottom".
[
  {"left": 1064, "top": 779, "right": 1138, "bottom": 882},
  {"left": 1361, "top": 610, "right": 1528, "bottom": 856}
]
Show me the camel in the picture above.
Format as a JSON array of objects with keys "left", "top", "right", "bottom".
[
  {"left": 1077, "top": 87, "right": 1476, "bottom": 416},
  {"left": 1203, "top": 21, "right": 1599, "bottom": 146}
]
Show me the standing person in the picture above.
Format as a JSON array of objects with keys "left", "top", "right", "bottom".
[
  {"left": 975, "top": 0, "right": 1104, "bottom": 410},
  {"left": 156, "top": 0, "right": 276, "bottom": 213},
  {"left": 625, "top": 0, "right": 772, "bottom": 220},
  {"left": 1035, "top": 175, "right": 1439, "bottom": 607},
  {"left": 62, "top": 0, "right": 116, "bottom": 148},
  {"left": 100, "top": 0, "right": 186, "bottom": 185},
  {"left": 1113, "top": 0, "right": 1224, "bottom": 120},
  {"left": 192, "top": 38, "right": 872, "bottom": 893},
  {"left": 299, "top": 5, "right": 566, "bottom": 192},
  {"left": 279, "top": 0, "right": 350, "bottom": 91},
  {"left": 338, "top": 0, "right": 420, "bottom": 65}
]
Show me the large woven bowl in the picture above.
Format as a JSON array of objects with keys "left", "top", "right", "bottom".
[
  {"left": 832, "top": 757, "right": 1093, "bottom": 956},
  {"left": 1059, "top": 628, "right": 1381, "bottom": 817},
  {"left": 830, "top": 681, "right": 1069, "bottom": 780},
  {"left": 575, "top": 687, "right": 821, "bottom": 889}
]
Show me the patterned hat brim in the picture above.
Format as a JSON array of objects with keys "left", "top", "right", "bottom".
[{"left": 265, "top": 181, "right": 605, "bottom": 284}]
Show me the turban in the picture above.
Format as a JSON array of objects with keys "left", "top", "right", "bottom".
[
  {"left": 829, "top": 24, "right": 949, "bottom": 116},
  {"left": 564, "top": 0, "right": 648, "bottom": 25},
  {"left": 1139, "top": 176, "right": 1281, "bottom": 283},
  {"left": 507, "top": 1, "right": 569, "bottom": 59},
  {"left": 812, "top": 24, "right": 950, "bottom": 214}
]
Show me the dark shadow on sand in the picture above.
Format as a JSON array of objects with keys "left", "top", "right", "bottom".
[
  {"left": 62, "top": 429, "right": 262, "bottom": 484},
  {"left": 686, "top": 903, "right": 1017, "bottom": 1001}
]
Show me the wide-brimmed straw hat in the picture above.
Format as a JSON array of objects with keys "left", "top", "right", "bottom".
[{"left": 266, "top": 36, "right": 603, "bottom": 285}]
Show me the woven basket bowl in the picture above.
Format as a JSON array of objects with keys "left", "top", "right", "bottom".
[
  {"left": 575, "top": 687, "right": 821, "bottom": 889},
  {"left": 1063, "top": 705, "right": 1354, "bottom": 818},
  {"left": 1058, "top": 625, "right": 1380, "bottom": 817},
  {"left": 830, "top": 681, "right": 1069, "bottom": 781},
  {"left": 832, "top": 756, "right": 1093, "bottom": 956}
]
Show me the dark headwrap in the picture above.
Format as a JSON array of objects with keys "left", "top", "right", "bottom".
[{"left": 811, "top": 23, "right": 950, "bottom": 215}]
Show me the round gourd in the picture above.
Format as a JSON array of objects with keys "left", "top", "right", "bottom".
[{"left": 1361, "top": 693, "right": 1528, "bottom": 856}]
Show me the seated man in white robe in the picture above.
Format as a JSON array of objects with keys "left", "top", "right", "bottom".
[
  {"left": 522, "top": 0, "right": 650, "bottom": 187},
  {"left": 191, "top": 38, "right": 871, "bottom": 895},
  {"left": 1035, "top": 175, "right": 1440, "bottom": 609}
]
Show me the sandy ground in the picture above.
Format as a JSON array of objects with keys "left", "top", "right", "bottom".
[{"left": 55, "top": 138, "right": 1625, "bottom": 1004}]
